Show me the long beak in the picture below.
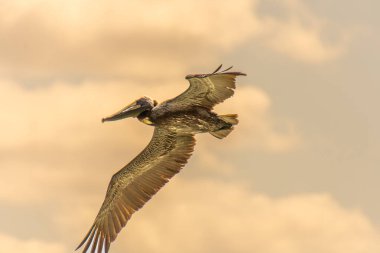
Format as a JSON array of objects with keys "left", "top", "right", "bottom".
[{"left": 102, "top": 102, "right": 146, "bottom": 123}]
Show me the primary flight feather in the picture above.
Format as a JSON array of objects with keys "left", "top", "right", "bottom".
[{"left": 76, "top": 65, "right": 246, "bottom": 253}]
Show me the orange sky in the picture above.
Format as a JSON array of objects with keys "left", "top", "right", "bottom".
[{"left": 0, "top": 1, "right": 379, "bottom": 253}]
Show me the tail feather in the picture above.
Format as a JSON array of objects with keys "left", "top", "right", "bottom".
[
  {"left": 218, "top": 114, "right": 238, "bottom": 125},
  {"left": 210, "top": 128, "right": 234, "bottom": 139},
  {"left": 210, "top": 114, "right": 238, "bottom": 139}
]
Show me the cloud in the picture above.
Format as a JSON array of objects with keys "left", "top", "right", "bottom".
[
  {"left": 215, "top": 85, "right": 300, "bottom": 152},
  {"left": 260, "top": 19, "right": 345, "bottom": 63},
  {"left": 61, "top": 178, "right": 380, "bottom": 253},
  {"left": 0, "top": 0, "right": 350, "bottom": 82},
  {"left": 0, "top": 2, "right": 372, "bottom": 253},
  {"left": 256, "top": 0, "right": 348, "bottom": 62},
  {"left": 0, "top": 0, "right": 256, "bottom": 81},
  {"left": 0, "top": 233, "right": 65, "bottom": 253}
]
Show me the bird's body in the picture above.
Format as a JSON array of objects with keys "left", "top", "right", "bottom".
[
  {"left": 76, "top": 65, "right": 246, "bottom": 253},
  {"left": 146, "top": 106, "right": 232, "bottom": 133}
]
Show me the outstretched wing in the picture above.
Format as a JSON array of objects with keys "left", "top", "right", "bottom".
[
  {"left": 76, "top": 127, "right": 196, "bottom": 253},
  {"left": 163, "top": 65, "right": 246, "bottom": 110}
]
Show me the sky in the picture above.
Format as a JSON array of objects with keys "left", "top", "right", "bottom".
[{"left": 0, "top": 0, "right": 379, "bottom": 252}]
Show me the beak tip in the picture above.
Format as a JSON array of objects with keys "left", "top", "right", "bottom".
[{"left": 101, "top": 118, "right": 105, "bottom": 123}]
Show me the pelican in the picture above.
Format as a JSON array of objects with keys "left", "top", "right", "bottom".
[{"left": 76, "top": 65, "right": 246, "bottom": 253}]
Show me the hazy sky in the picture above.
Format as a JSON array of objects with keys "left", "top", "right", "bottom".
[{"left": 0, "top": 0, "right": 379, "bottom": 253}]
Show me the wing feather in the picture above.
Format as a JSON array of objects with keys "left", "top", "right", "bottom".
[
  {"left": 97, "top": 233, "right": 104, "bottom": 253},
  {"left": 163, "top": 65, "right": 246, "bottom": 110},
  {"left": 90, "top": 229, "right": 100, "bottom": 253},
  {"left": 77, "top": 127, "right": 196, "bottom": 253}
]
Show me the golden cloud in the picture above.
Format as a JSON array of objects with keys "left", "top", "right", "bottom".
[
  {"left": 0, "top": 0, "right": 256, "bottom": 80},
  {"left": 215, "top": 85, "right": 300, "bottom": 152},
  {"left": 0, "top": 233, "right": 66, "bottom": 253},
  {"left": 0, "top": 0, "right": 349, "bottom": 82},
  {"left": 59, "top": 178, "right": 380, "bottom": 253},
  {"left": 256, "top": 0, "right": 348, "bottom": 63},
  {"left": 0, "top": 1, "right": 368, "bottom": 253}
]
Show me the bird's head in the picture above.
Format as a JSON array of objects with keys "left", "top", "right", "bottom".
[{"left": 102, "top": 96, "right": 157, "bottom": 123}]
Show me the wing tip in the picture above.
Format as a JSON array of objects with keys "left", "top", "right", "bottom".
[
  {"left": 226, "top": 71, "right": 247, "bottom": 76},
  {"left": 185, "top": 65, "right": 246, "bottom": 79},
  {"left": 75, "top": 225, "right": 95, "bottom": 251}
]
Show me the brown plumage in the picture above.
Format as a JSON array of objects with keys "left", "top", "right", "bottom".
[{"left": 76, "top": 65, "right": 246, "bottom": 253}]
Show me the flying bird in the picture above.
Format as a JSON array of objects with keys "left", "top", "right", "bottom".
[{"left": 76, "top": 65, "right": 246, "bottom": 253}]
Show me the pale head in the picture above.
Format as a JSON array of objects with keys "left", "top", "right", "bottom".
[{"left": 102, "top": 96, "right": 157, "bottom": 123}]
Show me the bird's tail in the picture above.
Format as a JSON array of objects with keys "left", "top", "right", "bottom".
[
  {"left": 218, "top": 114, "right": 239, "bottom": 125},
  {"left": 210, "top": 114, "right": 238, "bottom": 139}
]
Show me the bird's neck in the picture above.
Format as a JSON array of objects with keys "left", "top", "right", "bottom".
[{"left": 137, "top": 110, "right": 154, "bottom": 125}]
